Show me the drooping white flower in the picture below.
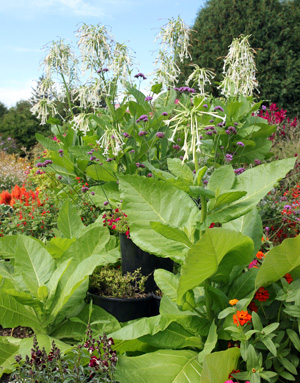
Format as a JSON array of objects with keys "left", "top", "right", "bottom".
[
  {"left": 71, "top": 113, "right": 91, "bottom": 135},
  {"left": 30, "top": 98, "right": 58, "bottom": 125},
  {"left": 219, "top": 35, "right": 259, "bottom": 98},
  {"left": 96, "top": 127, "right": 124, "bottom": 156},
  {"left": 186, "top": 65, "right": 215, "bottom": 96},
  {"left": 43, "top": 39, "right": 76, "bottom": 79}
]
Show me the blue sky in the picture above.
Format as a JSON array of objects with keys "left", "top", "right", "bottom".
[{"left": 0, "top": 0, "right": 205, "bottom": 107}]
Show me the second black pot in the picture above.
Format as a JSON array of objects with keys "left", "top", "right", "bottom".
[
  {"left": 87, "top": 292, "right": 154, "bottom": 322},
  {"left": 119, "top": 233, "right": 174, "bottom": 292}
]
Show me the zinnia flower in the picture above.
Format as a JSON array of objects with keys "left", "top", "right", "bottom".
[
  {"left": 254, "top": 287, "right": 269, "bottom": 302},
  {"left": 233, "top": 310, "right": 252, "bottom": 326},
  {"left": 229, "top": 299, "right": 239, "bottom": 306}
]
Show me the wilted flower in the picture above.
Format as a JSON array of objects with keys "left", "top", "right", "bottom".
[{"left": 186, "top": 65, "right": 215, "bottom": 96}]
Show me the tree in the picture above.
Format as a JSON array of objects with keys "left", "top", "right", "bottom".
[
  {"left": 178, "top": 0, "right": 300, "bottom": 116},
  {"left": 0, "top": 102, "right": 8, "bottom": 120},
  {"left": 0, "top": 100, "right": 49, "bottom": 153}
]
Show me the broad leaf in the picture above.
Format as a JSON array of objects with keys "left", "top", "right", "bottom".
[
  {"left": 150, "top": 222, "right": 193, "bottom": 247},
  {"left": 207, "top": 166, "right": 235, "bottom": 195},
  {"left": 0, "top": 236, "right": 18, "bottom": 259},
  {"left": 206, "top": 158, "right": 296, "bottom": 225},
  {"left": 140, "top": 322, "right": 203, "bottom": 350},
  {"left": 0, "top": 291, "right": 42, "bottom": 331},
  {"left": 200, "top": 348, "right": 240, "bottom": 383},
  {"left": 57, "top": 199, "right": 84, "bottom": 239},
  {"left": 223, "top": 208, "right": 263, "bottom": 256},
  {"left": 14, "top": 236, "right": 55, "bottom": 297},
  {"left": 213, "top": 191, "right": 247, "bottom": 210},
  {"left": 154, "top": 269, "right": 179, "bottom": 301},
  {"left": 177, "top": 229, "right": 253, "bottom": 304},
  {"left": 256, "top": 234, "right": 300, "bottom": 288},
  {"left": 167, "top": 158, "right": 194, "bottom": 184},
  {"left": 119, "top": 175, "right": 201, "bottom": 263},
  {"left": 115, "top": 349, "right": 202, "bottom": 383},
  {"left": 86, "top": 164, "right": 117, "bottom": 182},
  {"left": 46, "top": 237, "right": 76, "bottom": 259}
]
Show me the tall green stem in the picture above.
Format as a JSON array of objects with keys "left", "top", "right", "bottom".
[{"left": 60, "top": 73, "right": 74, "bottom": 117}]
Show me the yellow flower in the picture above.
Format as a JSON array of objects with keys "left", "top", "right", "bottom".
[{"left": 229, "top": 299, "right": 239, "bottom": 306}]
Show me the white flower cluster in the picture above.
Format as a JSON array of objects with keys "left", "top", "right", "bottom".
[
  {"left": 219, "top": 35, "right": 259, "bottom": 98},
  {"left": 154, "top": 16, "right": 191, "bottom": 87},
  {"left": 96, "top": 127, "right": 124, "bottom": 156},
  {"left": 186, "top": 65, "right": 215, "bottom": 96}
]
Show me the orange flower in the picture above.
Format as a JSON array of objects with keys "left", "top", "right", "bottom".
[
  {"left": 229, "top": 299, "right": 239, "bottom": 306},
  {"left": 256, "top": 251, "right": 265, "bottom": 259},
  {"left": 233, "top": 310, "right": 252, "bottom": 326},
  {"left": 254, "top": 287, "right": 270, "bottom": 302},
  {"left": 284, "top": 273, "right": 293, "bottom": 284},
  {"left": 0, "top": 190, "right": 12, "bottom": 205}
]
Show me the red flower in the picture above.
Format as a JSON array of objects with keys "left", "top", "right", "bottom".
[
  {"left": 254, "top": 287, "right": 270, "bottom": 302},
  {"left": 248, "top": 301, "right": 258, "bottom": 313},
  {"left": 284, "top": 273, "right": 293, "bottom": 284},
  {"left": 233, "top": 310, "right": 252, "bottom": 326}
]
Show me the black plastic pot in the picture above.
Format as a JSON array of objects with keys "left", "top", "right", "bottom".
[
  {"left": 87, "top": 292, "right": 154, "bottom": 322},
  {"left": 151, "top": 293, "right": 161, "bottom": 316},
  {"left": 119, "top": 233, "right": 174, "bottom": 292}
]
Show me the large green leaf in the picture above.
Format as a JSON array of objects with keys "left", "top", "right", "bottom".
[
  {"left": 140, "top": 322, "right": 203, "bottom": 350},
  {"left": 256, "top": 234, "right": 300, "bottom": 288},
  {"left": 206, "top": 158, "right": 296, "bottom": 225},
  {"left": 200, "top": 348, "right": 240, "bottom": 383},
  {"left": 228, "top": 268, "right": 258, "bottom": 300},
  {"left": 207, "top": 165, "right": 235, "bottom": 195},
  {"left": 0, "top": 291, "right": 42, "bottom": 330},
  {"left": 48, "top": 226, "right": 113, "bottom": 330},
  {"left": 86, "top": 164, "right": 117, "bottom": 182},
  {"left": 154, "top": 269, "right": 179, "bottom": 301},
  {"left": 119, "top": 175, "right": 201, "bottom": 263},
  {"left": 115, "top": 349, "right": 202, "bottom": 383},
  {"left": 223, "top": 208, "right": 263, "bottom": 255},
  {"left": 167, "top": 158, "right": 194, "bottom": 184},
  {"left": 177, "top": 229, "right": 253, "bottom": 304},
  {"left": 57, "top": 199, "right": 84, "bottom": 239},
  {"left": 90, "top": 182, "right": 120, "bottom": 206},
  {"left": 150, "top": 222, "right": 193, "bottom": 247},
  {"left": 46, "top": 237, "right": 76, "bottom": 259},
  {"left": 0, "top": 236, "right": 18, "bottom": 259},
  {"left": 52, "top": 304, "right": 121, "bottom": 341},
  {"left": 14, "top": 236, "right": 55, "bottom": 297}
]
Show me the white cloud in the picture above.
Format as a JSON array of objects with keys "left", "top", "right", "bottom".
[{"left": 0, "top": 84, "right": 34, "bottom": 108}]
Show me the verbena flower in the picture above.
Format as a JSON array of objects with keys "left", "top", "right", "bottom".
[{"left": 134, "top": 72, "right": 147, "bottom": 80}]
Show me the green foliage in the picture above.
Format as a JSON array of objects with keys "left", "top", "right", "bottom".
[
  {"left": 0, "top": 101, "right": 49, "bottom": 152},
  {"left": 178, "top": 0, "right": 300, "bottom": 115}
]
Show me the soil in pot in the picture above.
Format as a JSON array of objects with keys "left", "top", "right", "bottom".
[{"left": 119, "top": 233, "right": 174, "bottom": 292}]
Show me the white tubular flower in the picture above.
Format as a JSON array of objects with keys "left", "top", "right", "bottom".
[
  {"left": 77, "top": 23, "right": 114, "bottom": 74},
  {"left": 113, "top": 42, "right": 132, "bottom": 85},
  {"left": 165, "top": 97, "right": 226, "bottom": 163},
  {"left": 96, "top": 127, "right": 124, "bottom": 156},
  {"left": 186, "top": 65, "right": 215, "bottom": 96},
  {"left": 71, "top": 113, "right": 91, "bottom": 135},
  {"left": 154, "top": 16, "right": 192, "bottom": 87},
  {"left": 155, "top": 16, "right": 191, "bottom": 62},
  {"left": 30, "top": 99, "right": 57, "bottom": 125},
  {"left": 43, "top": 39, "right": 75, "bottom": 79},
  {"left": 219, "top": 35, "right": 259, "bottom": 98}
]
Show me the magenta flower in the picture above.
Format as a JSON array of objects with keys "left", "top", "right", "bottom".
[
  {"left": 134, "top": 72, "right": 147, "bottom": 80},
  {"left": 145, "top": 96, "right": 153, "bottom": 101},
  {"left": 156, "top": 132, "right": 165, "bottom": 138},
  {"left": 138, "top": 131, "right": 148, "bottom": 136}
]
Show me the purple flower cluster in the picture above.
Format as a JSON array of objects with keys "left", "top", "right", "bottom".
[
  {"left": 136, "top": 163, "right": 145, "bottom": 168},
  {"left": 36, "top": 160, "right": 53, "bottom": 168},
  {"left": 145, "top": 96, "right": 153, "bottom": 101},
  {"left": 254, "top": 159, "right": 262, "bottom": 165},
  {"left": 173, "top": 144, "right": 181, "bottom": 151},
  {"left": 138, "top": 131, "right": 148, "bottom": 137},
  {"left": 225, "top": 153, "right": 233, "bottom": 162},
  {"left": 156, "top": 132, "right": 165, "bottom": 138},
  {"left": 162, "top": 112, "right": 168, "bottom": 116},
  {"left": 58, "top": 149, "right": 64, "bottom": 157},
  {"left": 234, "top": 168, "right": 245, "bottom": 175},
  {"left": 214, "top": 106, "right": 224, "bottom": 112},
  {"left": 97, "top": 68, "right": 109, "bottom": 73},
  {"left": 217, "top": 122, "right": 225, "bottom": 127},
  {"left": 225, "top": 126, "right": 237, "bottom": 135},
  {"left": 81, "top": 186, "right": 89, "bottom": 193},
  {"left": 134, "top": 72, "right": 147, "bottom": 80},
  {"left": 90, "top": 156, "right": 96, "bottom": 161},
  {"left": 205, "top": 126, "right": 217, "bottom": 135},
  {"left": 136, "top": 114, "right": 148, "bottom": 123},
  {"left": 236, "top": 141, "right": 245, "bottom": 147},
  {"left": 174, "top": 86, "right": 195, "bottom": 93},
  {"left": 147, "top": 173, "right": 153, "bottom": 177},
  {"left": 123, "top": 132, "right": 131, "bottom": 138}
]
